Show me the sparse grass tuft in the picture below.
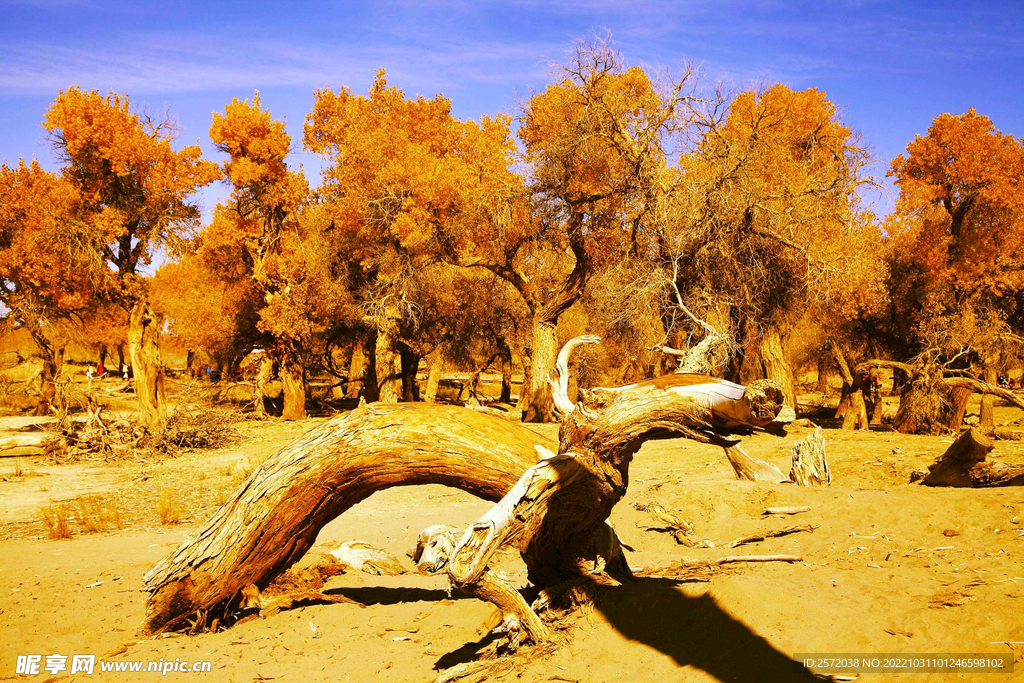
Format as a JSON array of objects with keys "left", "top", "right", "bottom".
[
  {"left": 74, "top": 494, "right": 123, "bottom": 533},
  {"left": 40, "top": 503, "right": 73, "bottom": 539},
  {"left": 157, "top": 488, "right": 183, "bottom": 525}
]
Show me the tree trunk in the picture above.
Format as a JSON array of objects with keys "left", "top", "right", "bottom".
[
  {"left": 128, "top": 300, "right": 167, "bottom": 433},
  {"left": 516, "top": 354, "right": 532, "bottom": 416},
  {"left": 830, "top": 341, "right": 869, "bottom": 430},
  {"left": 980, "top": 359, "right": 997, "bottom": 431},
  {"left": 424, "top": 345, "right": 445, "bottom": 403},
  {"left": 98, "top": 344, "right": 108, "bottom": 368},
  {"left": 253, "top": 354, "right": 273, "bottom": 419},
  {"left": 891, "top": 367, "right": 909, "bottom": 396},
  {"left": 757, "top": 327, "right": 796, "bottom": 409},
  {"left": 500, "top": 345, "right": 513, "bottom": 404},
  {"left": 142, "top": 404, "right": 551, "bottom": 633},
  {"left": 346, "top": 335, "right": 368, "bottom": 399},
  {"left": 400, "top": 349, "right": 420, "bottom": 403},
  {"left": 522, "top": 320, "right": 558, "bottom": 422},
  {"left": 375, "top": 310, "right": 402, "bottom": 404},
  {"left": 816, "top": 354, "right": 829, "bottom": 395},
  {"left": 33, "top": 345, "right": 64, "bottom": 417},
  {"left": 279, "top": 349, "right": 306, "bottom": 421},
  {"left": 941, "top": 385, "right": 972, "bottom": 432},
  {"left": 913, "top": 427, "right": 1024, "bottom": 487},
  {"left": 116, "top": 344, "right": 126, "bottom": 376}
]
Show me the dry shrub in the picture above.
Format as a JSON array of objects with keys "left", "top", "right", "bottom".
[
  {"left": 40, "top": 503, "right": 73, "bottom": 539},
  {"left": 74, "top": 494, "right": 123, "bottom": 533},
  {"left": 51, "top": 383, "right": 239, "bottom": 461},
  {"left": 893, "top": 376, "right": 956, "bottom": 434},
  {"left": 160, "top": 404, "right": 239, "bottom": 451},
  {"left": 157, "top": 488, "right": 184, "bottom": 525}
]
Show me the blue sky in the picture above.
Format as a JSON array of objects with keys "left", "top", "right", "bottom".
[{"left": 1, "top": 0, "right": 1022, "bottom": 219}]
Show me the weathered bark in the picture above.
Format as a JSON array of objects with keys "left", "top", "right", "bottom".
[
  {"left": 400, "top": 349, "right": 420, "bottom": 403},
  {"left": 437, "top": 370, "right": 787, "bottom": 633},
  {"left": 424, "top": 345, "right": 445, "bottom": 403},
  {"left": 279, "top": 350, "right": 306, "bottom": 421},
  {"left": 790, "top": 427, "right": 830, "bottom": 487},
  {"left": 891, "top": 366, "right": 909, "bottom": 396},
  {"left": 757, "top": 327, "right": 796, "bottom": 410},
  {"left": 142, "top": 404, "right": 551, "bottom": 633},
  {"left": 253, "top": 355, "right": 273, "bottom": 419},
  {"left": 914, "top": 427, "right": 1024, "bottom": 487},
  {"left": 128, "top": 300, "right": 167, "bottom": 433},
  {"left": 523, "top": 320, "right": 558, "bottom": 422}
]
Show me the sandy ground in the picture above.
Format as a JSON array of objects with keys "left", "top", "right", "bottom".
[{"left": 1, "top": 392, "right": 1023, "bottom": 683}]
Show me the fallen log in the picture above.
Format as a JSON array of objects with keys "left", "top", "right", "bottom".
[
  {"left": 142, "top": 403, "right": 550, "bottom": 633},
  {"left": 144, "top": 337, "right": 790, "bottom": 638},
  {"left": 912, "top": 427, "right": 1024, "bottom": 487}
]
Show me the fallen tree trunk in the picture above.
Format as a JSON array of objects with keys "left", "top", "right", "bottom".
[
  {"left": 913, "top": 427, "right": 1024, "bottom": 487},
  {"left": 144, "top": 339, "right": 790, "bottom": 639},
  {"left": 142, "top": 403, "right": 550, "bottom": 633}
]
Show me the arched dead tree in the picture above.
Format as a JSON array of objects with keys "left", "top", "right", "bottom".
[
  {"left": 142, "top": 339, "right": 789, "bottom": 636},
  {"left": 549, "top": 334, "right": 600, "bottom": 420},
  {"left": 854, "top": 359, "right": 1024, "bottom": 434},
  {"left": 142, "top": 404, "right": 551, "bottom": 633}
]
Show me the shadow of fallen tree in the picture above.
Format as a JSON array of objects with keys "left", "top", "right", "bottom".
[
  {"left": 430, "top": 575, "right": 823, "bottom": 681},
  {"left": 593, "top": 577, "right": 823, "bottom": 682}
]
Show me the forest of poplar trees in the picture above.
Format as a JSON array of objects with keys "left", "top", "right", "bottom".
[{"left": 2, "top": 38, "right": 1022, "bottom": 435}]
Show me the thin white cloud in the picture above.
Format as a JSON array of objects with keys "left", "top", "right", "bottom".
[{"left": 0, "top": 34, "right": 557, "bottom": 96}]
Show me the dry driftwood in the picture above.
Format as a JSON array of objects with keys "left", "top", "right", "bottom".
[
  {"left": 763, "top": 505, "right": 811, "bottom": 516},
  {"left": 789, "top": 427, "right": 831, "bottom": 487},
  {"left": 729, "top": 525, "right": 816, "bottom": 548},
  {"left": 725, "top": 446, "right": 788, "bottom": 482},
  {"left": 913, "top": 427, "right": 1024, "bottom": 487},
  {"left": 548, "top": 334, "right": 601, "bottom": 420}
]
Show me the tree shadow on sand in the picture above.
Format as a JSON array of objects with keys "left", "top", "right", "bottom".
[
  {"left": 593, "top": 577, "right": 823, "bottom": 682},
  {"left": 433, "top": 576, "right": 823, "bottom": 682}
]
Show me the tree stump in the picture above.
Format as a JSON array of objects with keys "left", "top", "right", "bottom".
[
  {"left": 914, "top": 427, "right": 1024, "bottom": 487},
  {"left": 789, "top": 427, "right": 830, "bottom": 487}
]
